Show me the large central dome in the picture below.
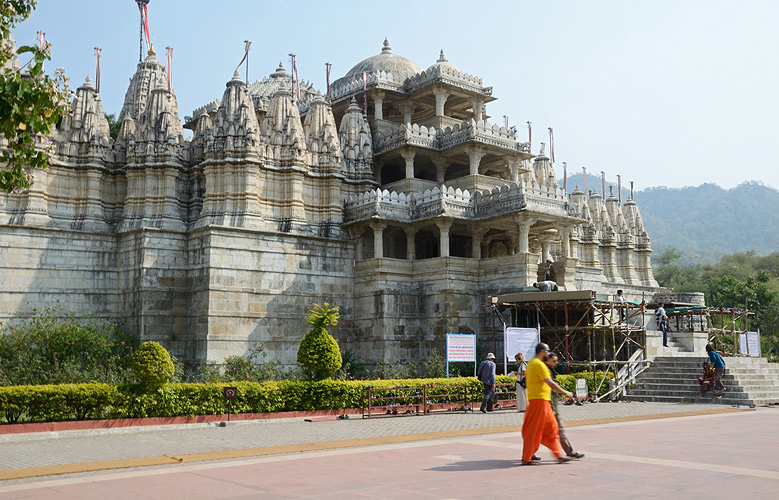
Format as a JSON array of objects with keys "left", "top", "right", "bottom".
[{"left": 342, "top": 39, "right": 423, "bottom": 82}]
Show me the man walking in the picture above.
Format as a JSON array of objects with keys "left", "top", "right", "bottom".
[
  {"left": 521, "top": 343, "right": 576, "bottom": 465},
  {"left": 656, "top": 303, "right": 668, "bottom": 347},
  {"left": 478, "top": 353, "right": 496, "bottom": 413},
  {"left": 545, "top": 352, "right": 584, "bottom": 459}
]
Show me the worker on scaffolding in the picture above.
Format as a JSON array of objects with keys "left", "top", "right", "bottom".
[
  {"left": 533, "top": 281, "right": 559, "bottom": 292},
  {"left": 655, "top": 303, "right": 668, "bottom": 347}
]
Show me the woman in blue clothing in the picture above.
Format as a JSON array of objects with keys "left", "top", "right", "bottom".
[{"left": 706, "top": 344, "right": 727, "bottom": 394}]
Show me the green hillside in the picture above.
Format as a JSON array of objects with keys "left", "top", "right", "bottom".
[{"left": 564, "top": 175, "right": 779, "bottom": 265}]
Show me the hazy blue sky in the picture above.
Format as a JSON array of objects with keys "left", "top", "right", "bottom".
[{"left": 10, "top": 0, "right": 779, "bottom": 191}]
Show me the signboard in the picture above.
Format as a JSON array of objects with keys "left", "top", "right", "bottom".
[
  {"left": 738, "top": 331, "right": 761, "bottom": 357},
  {"left": 446, "top": 333, "right": 476, "bottom": 362},
  {"left": 446, "top": 333, "right": 477, "bottom": 378},
  {"left": 575, "top": 378, "right": 588, "bottom": 399},
  {"left": 223, "top": 387, "right": 237, "bottom": 400},
  {"left": 505, "top": 327, "right": 540, "bottom": 363}
]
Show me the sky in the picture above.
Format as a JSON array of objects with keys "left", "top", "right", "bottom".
[{"left": 10, "top": 0, "right": 779, "bottom": 191}]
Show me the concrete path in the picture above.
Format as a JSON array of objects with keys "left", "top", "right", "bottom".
[{"left": 0, "top": 402, "right": 775, "bottom": 498}]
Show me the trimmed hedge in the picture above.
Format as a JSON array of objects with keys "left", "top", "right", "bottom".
[{"left": 0, "top": 372, "right": 614, "bottom": 424}]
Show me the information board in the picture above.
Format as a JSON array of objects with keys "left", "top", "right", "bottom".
[
  {"left": 738, "top": 331, "right": 761, "bottom": 357},
  {"left": 505, "top": 327, "right": 540, "bottom": 362},
  {"left": 446, "top": 333, "right": 476, "bottom": 361},
  {"left": 575, "top": 378, "right": 588, "bottom": 399}
]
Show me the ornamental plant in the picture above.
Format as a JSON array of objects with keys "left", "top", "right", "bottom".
[
  {"left": 131, "top": 341, "right": 174, "bottom": 389},
  {"left": 297, "top": 303, "right": 342, "bottom": 380},
  {"left": 0, "top": 306, "right": 134, "bottom": 386}
]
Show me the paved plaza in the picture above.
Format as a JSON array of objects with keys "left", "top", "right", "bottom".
[{"left": 0, "top": 402, "right": 777, "bottom": 498}]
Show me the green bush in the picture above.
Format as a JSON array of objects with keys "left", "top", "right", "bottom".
[
  {"left": 297, "top": 303, "right": 342, "bottom": 380},
  {"left": 0, "top": 306, "right": 134, "bottom": 386},
  {"left": 0, "top": 372, "right": 617, "bottom": 424},
  {"left": 131, "top": 342, "right": 174, "bottom": 389}
]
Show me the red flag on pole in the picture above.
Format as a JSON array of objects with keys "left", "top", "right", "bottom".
[
  {"left": 94, "top": 47, "right": 101, "bottom": 93},
  {"left": 548, "top": 127, "right": 555, "bottom": 163},
  {"left": 165, "top": 46, "right": 173, "bottom": 93},
  {"left": 503, "top": 115, "right": 508, "bottom": 129},
  {"left": 325, "top": 63, "right": 332, "bottom": 104},
  {"left": 139, "top": 3, "right": 152, "bottom": 53},
  {"left": 362, "top": 71, "right": 367, "bottom": 114},
  {"left": 37, "top": 31, "right": 45, "bottom": 51},
  {"left": 237, "top": 41, "right": 251, "bottom": 71}
]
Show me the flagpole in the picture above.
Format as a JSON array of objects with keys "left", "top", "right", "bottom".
[
  {"left": 563, "top": 162, "right": 567, "bottom": 194},
  {"left": 601, "top": 171, "right": 605, "bottom": 199},
  {"left": 583, "top": 167, "right": 587, "bottom": 197}
]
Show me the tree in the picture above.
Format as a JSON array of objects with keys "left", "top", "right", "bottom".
[
  {"left": 131, "top": 341, "right": 175, "bottom": 389},
  {"left": 297, "top": 303, "right": 343, "bottom": 380},
  {"left": 1, "top": 0, "right": 71, "bottom": 193},
  {"left": 105, "top": 113, "right": 121, "bottom": 140}
]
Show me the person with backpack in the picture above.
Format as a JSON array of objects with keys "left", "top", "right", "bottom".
[
  {"left": 478, "top": 353, "right": 497, "bottom": 413},
  {"left": 706, "top": 344, "right": 727, "bottom": 396}
]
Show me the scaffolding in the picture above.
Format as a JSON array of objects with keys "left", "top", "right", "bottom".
[
  {"left": 490, "top": 290, "right": 650, "bottom": 401},
  {"left": 660, "top": 303, "right": 754, "bottom": 355}
]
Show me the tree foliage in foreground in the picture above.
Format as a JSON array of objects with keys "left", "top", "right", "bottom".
[{"left": 1, "top": 0, "right": 71, "bottom": 192}]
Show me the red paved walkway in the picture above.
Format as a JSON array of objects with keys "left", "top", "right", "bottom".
[{"left": 1, "top": 409, "right": 777, "bottom": 499}]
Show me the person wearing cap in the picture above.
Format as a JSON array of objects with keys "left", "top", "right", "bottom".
[
  {"left": 521, "top": 342, "right": 576, "bottom": 465},
  {"left": 477, "top": 352, "right": 497, "bottom": 413}
]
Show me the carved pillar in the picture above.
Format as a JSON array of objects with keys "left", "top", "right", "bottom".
[
  {"left": 508, "top": 158, "right": 520, "bottom": 183},
  {"left": 431, "top": 157, "right": 448, "bottom": 183},
  {"left": 469, "top": 98, "right": 484, "bottom": 122},
  {"left": 540, "top": 237, "right": 552, "bottom": 263},
  {"left": 517, "top": 221, "right": 532, "bottom": 255},
  {"left": 465, "top": 145, "right": 486, "bottom": 176},
  {"left": 436, "top": 219, "right": 453, "bottom": 257},
  {"left": 432, "top": 88, "right": 450, "bottom": 116},
  {"left": 399, "top": 103, "right": 414, "bottom": 128},
  {"left": 401, "top": 149, "right": 416, "bottom": 180},
  {"left": 560, "top": 225, "right": 572, "bottom": 258},
  {"left": 370, "top": 220, "right": 387, "bottom": 258},
  {"left": 471, "top": 227, "right": 488, "bottom": 260},
  {"left": 405, "top": 226, "right": 417, "bottom": 261},
  {"left": 372, "top": 90, "right": 385, "bottom": 120}
]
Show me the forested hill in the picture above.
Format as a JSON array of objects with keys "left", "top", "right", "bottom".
[{"left": 563, "top": 176, "right": 779, "bottom": 265}]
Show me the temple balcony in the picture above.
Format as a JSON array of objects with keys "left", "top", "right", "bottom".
[{"left": 343, "top": 180, "right": 582, "bottom": 225}]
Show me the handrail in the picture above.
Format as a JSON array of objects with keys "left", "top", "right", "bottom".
[{"left": 594, "top": 349, "right": 651, "bottom": 402}]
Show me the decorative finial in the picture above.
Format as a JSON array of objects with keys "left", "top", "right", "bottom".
[
  {"left": 382, "top": 38, "right": 391, "bottom": 54},
  {"left": 85, "top": 74, "right": 93, "bottom": 84},
  {"left": 148, "top": 45, "right": 156, "bottom": 57},
  {"left": 438, "top": 50, "right": 447, "bottom": 63},
  {"left": 231, "top": 69, "right": 243, "bottom": 83}
]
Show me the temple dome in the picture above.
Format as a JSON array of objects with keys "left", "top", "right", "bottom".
[
  {"left": 427, "top": 49, "right": 459, "bottom": 73},
  {"left": 342, "top": 38, "right": 423, "bottom": 82}
]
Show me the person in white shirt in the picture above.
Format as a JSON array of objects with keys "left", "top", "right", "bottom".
[{"left": 655, "top": 303, "right": 668, "bottom": 347}]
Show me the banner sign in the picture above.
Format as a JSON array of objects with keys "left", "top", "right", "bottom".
[
  {"left": 738, "top": 331, "right": 761, "bottom": 357},
  {"left": 446, "top": 333, "right": 476, "bottom": 362},
  {"left": 505, "top": 327, "right": 540, "bottom": 362}
]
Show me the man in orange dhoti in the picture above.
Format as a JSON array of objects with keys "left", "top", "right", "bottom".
[{"left": 521, "top": 342, "right": 575, "bottom": 465}]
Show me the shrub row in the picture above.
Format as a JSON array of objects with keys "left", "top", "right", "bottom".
[{"left": 0, "top": 372, "right": 614, "bottom": 424}]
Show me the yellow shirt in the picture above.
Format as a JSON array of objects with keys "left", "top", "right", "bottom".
[{"left": 525, "top": 357, "right": 552, "bottom": 401}]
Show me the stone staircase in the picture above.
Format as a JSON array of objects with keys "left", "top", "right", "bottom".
[{"left": 628, "top": 356, "right": 779, "bottom": 407}]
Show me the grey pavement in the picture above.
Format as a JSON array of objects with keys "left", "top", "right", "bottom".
[{"left": 0, "top": 401, "right": 743, "bottom": 473}]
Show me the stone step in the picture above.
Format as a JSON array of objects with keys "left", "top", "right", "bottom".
[
  {"left": 629, "top": 382, "right": 779, "bottom": 396},
  {"left": 633, "top": 375, "right": 779, "bottom": 386},
  {"left": 631, "top": 395, "right": 756, "bottom": 406}
]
